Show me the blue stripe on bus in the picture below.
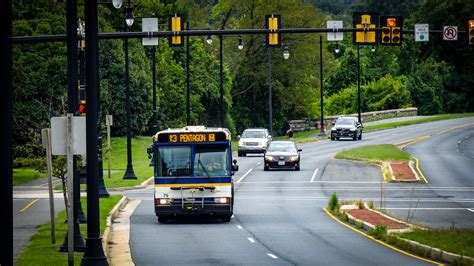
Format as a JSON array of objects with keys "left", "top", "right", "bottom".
[{"left": 155, "top": 176, "right": 232, "bottom": 184}]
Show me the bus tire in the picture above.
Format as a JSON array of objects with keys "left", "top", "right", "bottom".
[
  {"left": 157, "top": 216, "right": 168, "bottom": 223},
  {"left": 264, "top": 165, "right": 269, "bottom": 171},
  {"left": 221, "top": 215, "right": 232, "bottom": 222}
]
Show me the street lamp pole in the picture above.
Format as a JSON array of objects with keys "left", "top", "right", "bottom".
[
  {"left": 318, "top": 35, "right": 326, "bottom": 135},
  {"left": 0, "top": 0, "right": 13, "bottom": 264},
  {"left": 267, "top": 47, "right": 273, "bottom": 135},
  {"left": 357, "top": 44, "right": 362, "bottom": 123},
  {"left": 152, "top": 45, "right": 157, "bottom": 132},
  {"left": 123, "top": 18, "right": 137, "bottom": 180},
  {"left": 186, "top": 22, "right": 190, "bottom": 126},
  {"left": 219, "top": 35, "right": 224, "bottom": 127},
  {"left": 82, "top": 0, "right": 108, "bottom": 263}
]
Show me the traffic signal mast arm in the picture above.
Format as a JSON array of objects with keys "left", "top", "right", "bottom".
[{"left": 12, "top": 27, "right": 469, "bottom": 44}]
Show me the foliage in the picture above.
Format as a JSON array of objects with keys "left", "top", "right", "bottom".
[
  {"left": 335, "top": 144, "right": 411, "bottom": 161},
  {"left": 370, "top": 224, "right": 388, "bottom": 240},
  {"left": 328, "top": 192, "right": 339, "bottom": 212}
]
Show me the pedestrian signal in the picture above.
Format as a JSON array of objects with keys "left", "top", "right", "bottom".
[
  {"left": 380, "top": 16, "right": 403, "bottom": 46},
  {"left": 169, "top": 14, "right": 183, "bottom": 47},
  {"left": 79, "top": 100, "right": 86, "bottom": 115},
  {"left": 265, "top": 14, "right": 281, "bottom": 47},
  {"left": 469, "top": 19, "right": 474, "bottom": 45}
]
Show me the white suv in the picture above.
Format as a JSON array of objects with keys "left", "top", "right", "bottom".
[{"left": 238, "top": 128, "right": 272, "bottom": 157}]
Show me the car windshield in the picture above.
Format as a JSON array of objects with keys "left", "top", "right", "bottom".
[
  {"left": 194, "top": 145, "right": 230, "bottom": 177},
  {"left": 335, "top": 118, "right": 355, "bottom": 126},
  {"left": 267, "top": 143, "right": 296, "bottom": 152},
  {"left": 241, "top": 130, "right": 265, "bottom": 138},
  {"left": 156, "top": 146, "right": 191, "bottom": 177}
]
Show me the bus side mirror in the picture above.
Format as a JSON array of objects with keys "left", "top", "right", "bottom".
[
  {"left": 232, "top": 159, "right": 239, "bottom": 172},
  {"left": 147, "top": 144, "right": 153, "bottom": 159}
]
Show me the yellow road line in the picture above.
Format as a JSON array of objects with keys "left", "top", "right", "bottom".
[
  {"left": 20, "top": 199, "right": 39, "bottom": 212},
  {"left": 323, "top": 208, "right": 443, "bottom": 266},
  {"left": 413, "top": 157, "right": 429, "bottom": 183}
]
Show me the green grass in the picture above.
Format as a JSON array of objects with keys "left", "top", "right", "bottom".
[
  {"left": 102, "top": 136, "right": 154, "bottom": 188},
  {"left": 364, "top": 113, "right": 474, "bottom": 132},
  {"left": 335, "top": 144, "right": 411, "bottom": 161},
  {"left": 15, "top": 196, "right": 122, "bottom": 265},
  {"left": 399, "top": 229, "right": 474, "bottom": 258},
  {"left": 13, "top": 168, "right": 47, "bottom": 186}
]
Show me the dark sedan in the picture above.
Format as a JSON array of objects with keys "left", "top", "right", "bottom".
[{"left": 263, "top": 141, "right": 302, "bottom": 171}]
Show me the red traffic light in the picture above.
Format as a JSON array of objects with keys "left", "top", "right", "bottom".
[{"left": 387, "top": 18, "right": 397, "bottom": 27}]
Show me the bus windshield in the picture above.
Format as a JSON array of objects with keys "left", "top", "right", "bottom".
[
  {"left": 194, "top": 145, "right": 230, "bottom": 177},
  {"left": 156, "top": 146, "right": 191, "bottom": 177}
]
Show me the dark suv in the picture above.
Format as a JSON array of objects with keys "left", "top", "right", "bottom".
[{"left": 330, "top": 117, "right": 362, "bottom": 141}]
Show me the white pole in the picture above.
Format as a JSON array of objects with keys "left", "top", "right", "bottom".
[
  {"left": 66, "top": 113, "right": 74, "bottom": 265},
  {"left": 41, "top": 128, "right": 56, "bottom": 244}
]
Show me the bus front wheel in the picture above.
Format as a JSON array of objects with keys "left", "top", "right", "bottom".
[{"left": 221, "top": 215, "right": 232, "bottom": 222}]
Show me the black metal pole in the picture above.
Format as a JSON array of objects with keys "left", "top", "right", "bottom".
[
  {"left": 0, "top": 0, "right": 13, "bottom": 264},
  {"left": 60, "top": 0, "right": 85, "bottom": 252},
  {"left": 123, "top": 22, "right": 137, "bottom": 180},
  {"left": 82, "top": 0, "right": 108, "bottom": 264},
  {"left": 152, "top": 45, "right": 157, "bottom": 133},
  {"left": 186, "top": 22, "right": 190, "bottom": 126},
  {"left": 319, "top": 36, "right": 326, "bottom": 135},
  {"left": 357, "top": 44, "right": 361, "bottom": 123},
  {"left": 219, "top": 35, "right": 224, "bottom": 128},
  {"left": 267, "top": 48, "right": 273, "bottom": 135}
]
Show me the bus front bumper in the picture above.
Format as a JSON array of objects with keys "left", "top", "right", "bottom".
[{"left": 155, "top": 203, "right": 232, "bottom": 217}]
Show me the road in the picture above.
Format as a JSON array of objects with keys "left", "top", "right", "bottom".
[{"left": 125, "top": 117, "right": 474, "bottom": 265}]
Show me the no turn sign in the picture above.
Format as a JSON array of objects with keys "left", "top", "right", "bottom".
[{"left": 443, "top": 26, "right": 458, "bottom": 41}]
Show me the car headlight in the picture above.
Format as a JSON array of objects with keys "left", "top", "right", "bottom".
[
  {"left": 331, "top": 128, "right": 336, "bottom": 131},
  {"left": 289, "top": 156, "right": 299, "bottom": 162},
  {"left": 349, "top": 128, "right": 356, "bottom": 131},
  {"left": 238, "top": 141, "right": 244, "bottom": 146},
  {"left": 265, "top": 155, "right": 274, "bottom": 161}
]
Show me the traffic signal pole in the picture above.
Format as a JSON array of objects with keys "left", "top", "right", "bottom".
[{"left": 0, "top": 0, "right": 13, "bottom": 265}]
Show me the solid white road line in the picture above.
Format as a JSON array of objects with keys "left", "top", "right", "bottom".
[
  {"left": 310, "top": 168, "right": 319, "bottom": 182},
  {"left": 239, "top": 180, "right": 382, "bottom": 184},
  {"left": 468, "top": 208, "right": 474, "bottom": 213},
  {"left": 267, "top": 253, "right": 278, "bottom": 259},
  {"left": 247, "top": 238, "right": 255, "bottom": 243},
  {"left": 236, "top": 168, "right": 253, "bottom": 183},
  {"left": 257, "top": 162, "right": 262, "bottom": 165}
]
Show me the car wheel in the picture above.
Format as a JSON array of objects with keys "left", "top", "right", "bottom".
[
  {"left": 157, "top": 215, "right": 168, "bottom": 224},
  {"left": 336, "top": 137, "right": 340, "bottom": 141},
  {"left": 353, "top": 134, "right": 357, "bottom": 141},
  {"left": 242, "top": 153, "right": 246, "bottom": 157},
  {"left": 358, "top": 133, "right": 362, "bottom": 140},
  {"left": 295, "top": 166, "right": 300, "bottom": 171},
  {"left": 238, "top": 152, "right": 242, "bottom": 157},
  {"left": 330, "top": 136, "right": 335, "bottom": 141},
  {"left": 264, "top": 165, "right": 269, "bottom": 171}
]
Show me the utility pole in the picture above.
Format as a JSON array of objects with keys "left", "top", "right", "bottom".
[{"left": 267, "top": 48, "right": 273, "bottom": 135}]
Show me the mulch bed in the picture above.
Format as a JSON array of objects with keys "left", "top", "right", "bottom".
[
  {"left": 347, "top": 209, "right": 408, "bottom": 230},
  {"left": 390, "top": 162, "right": 417, "bottom": 181}
]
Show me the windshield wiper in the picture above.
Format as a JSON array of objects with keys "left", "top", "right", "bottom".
[{"left": 197, "top": 156, "right": 213, "bottom": 183}]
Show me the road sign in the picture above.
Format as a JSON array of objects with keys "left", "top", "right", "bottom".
[
  {"left": 443, "top": 26, "right": 458, "bottom": 41},
  {"left": 51, "top": 116, "right": 86, "bottom": 155},
  {"left": 142, "top": 17, "right": 158, "bottom": 46},
  {"left": 327, "top": 21, "right": 343, "bottom": 41},
  {"left": 415, "top": 24, "right": 429, "bottom": 42}
]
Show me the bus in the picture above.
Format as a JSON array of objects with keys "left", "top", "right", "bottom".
[{"left": 147, "top": 126, "right": 239, "bottom": 223}]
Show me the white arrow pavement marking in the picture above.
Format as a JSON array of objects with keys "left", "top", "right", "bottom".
[
  {"left": 237, "top": 168, "right": 253, "bottom": 183},
  {"left": 468, "top": 208, "right": 474, "bottom": 213},
  {"left": 267, "top": 253, "right": 278, "bottom": 259},
  {"left": 310, "top": 168, "right": 319, "bottom": 182}
]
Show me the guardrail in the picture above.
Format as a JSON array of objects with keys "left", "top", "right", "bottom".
[{"left": 287, "top": 108, "right": 418, "bottom": 131}]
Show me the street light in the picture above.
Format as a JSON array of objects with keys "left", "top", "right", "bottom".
[
  {"left": 125, "top": 7, "right": 134, "bottom": 26},
  {"left": 334, "top": 43, "right": 340, "bottom": 54},
  {"left": 206, "top": 35, "right": 213, "bottom": 45},
  {"left": 112, "top": 0, "right": 122, "bottom": 9},
  {"left": 371, "top": 45, "right": 376, "bottom": 52},
  {"left": 238, "top": 36, "right": 243, "bottom": 50},
  {"left": 283, "top": 44, "right": 290, "bottom": 60}
]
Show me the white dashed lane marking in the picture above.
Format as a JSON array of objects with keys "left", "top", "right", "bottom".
[
  {"left": 267, "top": 253, "right": 278, "bottom": 259},
  {"left": 247, "top": 238, "right": 255, "bottom": 243},
  {"left": 236, "top": 168, "right": 253, "bottom": 183},
  {"left": 310, "top": 168, "right": 319, "bottom": 182}
]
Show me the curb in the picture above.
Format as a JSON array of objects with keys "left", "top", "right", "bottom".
[{"left": 103, "top": 196, "right": 129, "bottom": 258}]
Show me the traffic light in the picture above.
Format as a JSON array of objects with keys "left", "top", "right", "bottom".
[
  {"left": 265, "top": 14, "right": 281, "bottom": 47},
  {"left": 79, "top": 100, "right": 86, "bottom": 115},
  {"left": 353, "top": 12, "right": 378, "bottom": 45},
  {"left": 169, "top": 14, "right": 183, "bottom": 46},
  {"left": 469, "top": 19, "right": 474, "bottom": 45},
  {"left": 380, "top": 16, "right": 403, "bottom": 46}
]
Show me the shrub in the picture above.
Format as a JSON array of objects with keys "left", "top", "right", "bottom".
[
  {"left": 328, "top": 192, "right": 339, "bottom": 212},
  {"left": 355, "top": 199, "right": 365, "bottom": 209},
  {"left": 370, "top": 224, "right": 388, "bottom": 239},
  {"left": 368, "top": 200, "right": 374, "bottom": 209}
]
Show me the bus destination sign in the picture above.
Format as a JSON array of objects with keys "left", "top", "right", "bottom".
[{"left": 157, "top": 132, "right": 227, "bottom": 143}]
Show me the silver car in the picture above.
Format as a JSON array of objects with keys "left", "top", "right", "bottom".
[{"left": 238, "top": 128, "right": 272, "bottom": 157}]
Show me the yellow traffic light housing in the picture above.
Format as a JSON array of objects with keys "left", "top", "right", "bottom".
[
  {"left": 380, "top": 16, "right": 403, "bottom": 46},
  {"left": 169, "top": 14, "right": 183, "bottom": 47},
  {"left": 469, "top": 19, "right": 474, "bottom": 45},
  {"left": 265, "top": 14, "right": 281, "bottom": 47},
  {"left": 353, "top": 12, "right": 379, "bottom": 45}
]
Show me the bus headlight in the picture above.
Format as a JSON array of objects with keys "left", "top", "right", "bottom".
[
  {"left": 215, "top": 197, "right": 229, "bottom": 204},
  {"left": 156, "top": 198, "right": 170, "bottom": 205}
]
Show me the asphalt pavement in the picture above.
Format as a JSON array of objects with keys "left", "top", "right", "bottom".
[{"left": 126, "top": 117, "right": 474, "bottom": 265}]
